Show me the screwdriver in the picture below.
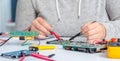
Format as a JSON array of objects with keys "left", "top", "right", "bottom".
[{"left": 69, "top": 21, "right": 96, "bottom": 41}]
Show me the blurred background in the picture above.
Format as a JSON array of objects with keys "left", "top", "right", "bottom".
[{"left": 0, "top": 0, "right": 17, "bottom": 32}]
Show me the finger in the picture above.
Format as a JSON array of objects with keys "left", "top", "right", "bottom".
[
  {"left": 81, "top": 26, "right": 89, "bottom": 35},
  {"left": 38, "top": 35, "right": 46, "bottom": 39},
  {"left": 31, "top": 26, "right": 46, "bottom": 36},
  {"left": 87, "top": 32, "right": 103, "bottom": 40},
  {"left": 33, "top": 20, "right": 51, "bottom": 35},
  {"left": 81, "top": 21, "right": 93, "bottom": 30},
  {"left": 83, "top": 26, "right": 102, "bottom": 37},
  {"left": 82, "top": 22, "right": 99, "bottom": 33},
  {"left": 37, "top": 17, "right": 52, "bottom": 31},
  {"left": 87, "top": 22, "right": 99, "bottom": 30},
  {"left": 88, "top": 39, "right": 102, "bottom": 44},
  {"left": 93, "top": 40, "right": 103, "bottom": 44}
]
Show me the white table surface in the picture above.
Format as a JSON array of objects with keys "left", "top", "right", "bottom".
[{"left": 0, "top": 37, "right": 120, "bottom": 61}]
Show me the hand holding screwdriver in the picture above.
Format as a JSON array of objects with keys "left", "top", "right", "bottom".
[
  {"left": 81, "top": 21, "right": 106, "bottom": 44},
  {"left": 69, "top": 21, "right": 96, "bottom": 41}
]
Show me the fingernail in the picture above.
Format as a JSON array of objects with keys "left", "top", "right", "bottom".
[
  {"left": 50, "top": 31, "right": 52, "bottom": 35},
  {"left": 46, "top": 35, "right": 48, "bottom": 37},
  {"left": 38, "top": 35, "right": 46, "bottom": 39},
  {"left": 93, "top": 41, "right": 96, "bottom": 44},
  {"left": 89, "top": 40, "right": 94, "bottom": 44},
  {"left": 93, "top": 40, "right": 99, "bottom": 44}
]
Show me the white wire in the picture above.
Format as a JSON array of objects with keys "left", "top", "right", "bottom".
[
  {"left": 55, "top": 0, "right": 61, "bottom": 21},
  {"left": 78, "top": 0, "right": 82, "bottom": 18}
]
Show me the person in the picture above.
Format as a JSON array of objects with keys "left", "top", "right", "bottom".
[{"left": 15, "top": 0, "right": 120, "bottom": 44}]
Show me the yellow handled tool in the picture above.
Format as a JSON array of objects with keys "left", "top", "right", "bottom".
[{"left": 29, "top": 45, "right": 56, "bottom": 51}]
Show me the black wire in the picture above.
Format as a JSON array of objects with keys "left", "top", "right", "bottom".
[
  {"left": 38, "top": 39, "right": 40, "bottom": 45},
  {"left": 48, "top": 54, "right": 55, "bottom": 58},
  {"left": 0, "top": 37, "right": 12, "bottom": 46}
]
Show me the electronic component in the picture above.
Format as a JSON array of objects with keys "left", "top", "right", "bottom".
[
  {"left": 108, "top": 38, "right": 120, "bottom": 58},
  {"left": 47, "top": 39, "right": 107, "bottom": 53},
  {"left": 63, "top": 41, "right": 107, "bottom": 53},
  {"left": 19, "top": 36, "right": 25, "bottom": 40},
  {"left": 29, "top": 45, "right": 56, "bottom": 51},
  {"left": 0, "top": 31, "right": 39, "bottom": 46},
  {"left": 10, "top": 31, "right": 39, "bottom": 41},
  {"left": 1, "top": 50, "right": 55, "bottom": 61},
  {"left": 1, "top": 50, "right": 35, "bottom": 58}
]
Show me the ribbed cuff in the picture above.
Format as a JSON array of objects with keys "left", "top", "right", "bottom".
[{"left": 100, "top": 22, "right": 115, "bottom": 40}]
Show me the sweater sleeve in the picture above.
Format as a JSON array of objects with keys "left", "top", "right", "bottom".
[
  {"left": 101, "top": 0, "right": 120, "bottom": 39},
  {"left": 15, "top": 0, "right": 36, "bottom": 31}
]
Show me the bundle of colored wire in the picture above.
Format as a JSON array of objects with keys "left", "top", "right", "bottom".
[
  {"left": 50, "top": 31, "right": 61, "bottom": 40},
  {"left": 21, "top": 40, "right": 33, "bottom": 46}
]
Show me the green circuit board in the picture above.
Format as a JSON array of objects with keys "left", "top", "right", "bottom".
[
  {"left": 47, "top": 39, "right": 107, "bottom": 53},
  {"left": 10, "top": 31, "right": 39, "bottom": 36}
]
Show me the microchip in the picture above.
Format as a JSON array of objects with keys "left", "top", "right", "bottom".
[{"left": 19, "top": 36, "right": 25, "bottom": 40}]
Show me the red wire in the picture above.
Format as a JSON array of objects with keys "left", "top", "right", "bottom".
[
  {"left": 0, "top": 32, "right": 9, "bottom": 36},
  {"left": 19, "top": 54, "right": 25, "bottom": 61},
  {"left": 0, "top": 37, "right": 12, "bottom": 46},
  {"left": 0, "top": 39, "right": 6, "bottom": 45},
  {"left": 30, "top": 53, "right": 54, "bottom": 61},
  {"left": 50, "top": 31, "right": 61, "bottom": 40}
]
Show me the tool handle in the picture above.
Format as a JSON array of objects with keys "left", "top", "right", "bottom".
[
  {"left": 51, "top": 31, "right": 61, "bottom": 40},
  {"left": 30, "top": 53, "right": 54, "bottom": 61}
]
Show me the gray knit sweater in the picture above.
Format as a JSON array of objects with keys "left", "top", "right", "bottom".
[{"left": 15, "top": 0, "right": 120, "bottom": 39}]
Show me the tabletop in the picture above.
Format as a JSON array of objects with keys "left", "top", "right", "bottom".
[{"left": 0, "top": 37, "right": 120, "bottom": 61}]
